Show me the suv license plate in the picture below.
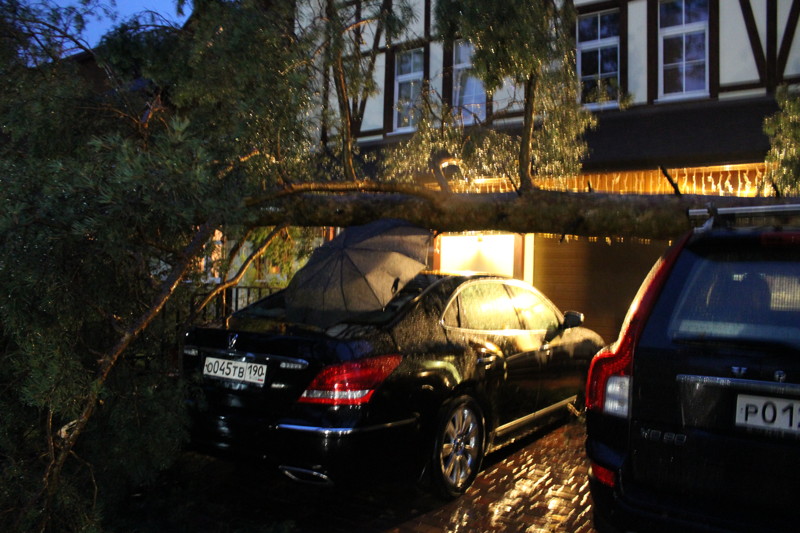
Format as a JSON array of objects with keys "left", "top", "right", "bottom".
[
  {"left": 203, "top": 356, "right": 266, "bottom": 387},
  {"left": 736, "top": 394, "right": 800, "bottom": 435}
]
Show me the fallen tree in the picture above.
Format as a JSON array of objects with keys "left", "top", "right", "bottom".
[
  {"left": 248, "top": 181, "right": 795, "bottom": 240},
  {"left": 1, "top": 2, "right": 798, "bottom": 532}
]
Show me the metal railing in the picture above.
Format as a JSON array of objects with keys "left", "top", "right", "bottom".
[
  {"left": 689, "top": 204, "right": 800, "bottom": 231},
  {"left": 190, "top": 285, "right": 282, "bottom": 323}
]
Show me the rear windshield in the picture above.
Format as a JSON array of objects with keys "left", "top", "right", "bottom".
[
  {"left": 234, "top": 274, "right": 441, "bottom": 326},
  {"left": 643, "top": 237, "right": 800, "bottom": 349}
]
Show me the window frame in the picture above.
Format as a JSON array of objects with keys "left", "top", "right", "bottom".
[
  {"left": 452, "top": 40, "right": 487, "bottom": 124},
  {"left": 576, "top": 8, "right": 622, "bottom": 109},
  {"left": 657, "top": 0, "right": 710, "bottom": 101},
  {"left": 393, "top": 47, "right": 425, "bottom": 132}
]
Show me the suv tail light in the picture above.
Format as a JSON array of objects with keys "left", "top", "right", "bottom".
[
  {"left": 585, "top": 233, "right": 689, "bottom": 416},
  {"left": 586, "top": 340, "right": 634, "bottom": 417},
  {"left": 299, "top": 354, "right": 402, "bottom": 406}
]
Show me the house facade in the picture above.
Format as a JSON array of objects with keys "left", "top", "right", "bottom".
[
  {"left": 345, "top": 0, "right": 798, "bottom": 192},
  {"left": 312, "top": 0, "right": 799, "bottom": 340}
]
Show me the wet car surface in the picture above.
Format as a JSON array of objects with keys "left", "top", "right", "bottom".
[
  {"left": 585, "top": 204, "right": 800, "bottom": 533},
  {"left": 183, "top": 272, "right": 604, "bottom": 497},
  {"left": 124, "top": 419, "right": 596, "bottom": 532}
]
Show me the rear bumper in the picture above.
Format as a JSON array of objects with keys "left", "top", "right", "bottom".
[
  {"left": 589, "top": 464, "right": 796, "bottom": 533},
  {"left": 586, "top": 410, "right": 787, "bottom": 533},
  {"left": 589, "top": 477, "right": 720, "bottom": 533},
  {"left": 189, "top": 412, "right": 423, "bottom": 485}
]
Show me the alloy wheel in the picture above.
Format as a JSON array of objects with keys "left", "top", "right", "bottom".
[{"left": 433, "top": 396, "right": 484, "bottom": 497}]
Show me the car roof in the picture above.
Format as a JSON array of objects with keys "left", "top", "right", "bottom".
[{"left": 414, "top": 270, "right": 511, "bottom": 284}]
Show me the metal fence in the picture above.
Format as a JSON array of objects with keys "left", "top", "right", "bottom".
[{"left": 190, "top": 285, "right": 282, "bottom": 324}]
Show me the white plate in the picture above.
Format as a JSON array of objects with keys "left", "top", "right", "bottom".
[
  {"left": 736, "top": 394, "right": 800, "bottom": 435},
  {"left": 203, "top": 356, "right": 266, "bottom": 387}
]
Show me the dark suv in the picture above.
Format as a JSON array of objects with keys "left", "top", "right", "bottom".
[{"left": 585, "top": 204, "right": 800, "bottom": 533}]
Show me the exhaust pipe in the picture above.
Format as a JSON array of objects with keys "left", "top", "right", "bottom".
[{"left": 279, "top": 465, "right": 334, "bottom": 485}]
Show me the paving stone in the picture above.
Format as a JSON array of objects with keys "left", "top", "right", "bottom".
[
  {"left": 135, "top": 418, "right": 597, "bottom": 532},
  {"left": 384, "top": 419, "right": 597, "bottom": 533}
]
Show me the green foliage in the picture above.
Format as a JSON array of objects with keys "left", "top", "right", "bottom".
[
  {"left": 99, "top": 0, "right": 315, "bottom": 184},
  {"left": 0, "top": 1, "right": 315, "bottom": 531},
  {"left": 297, "top": 0, "right": 416, "bottom": 180},
  {"left": 764, "top": 87, "right": 800, "bottom": 196},
  {"left": 435, "top": 0, "right": 571, "bottom": 90},
  {"left": 381, "top": 93, "right": 519, "bottom": 188},
  {"left": 0, "top": 121, "right": 225, "bottom": 531},
  {"left": 433, "top": 0, "right": 594, "bottom": 186},
  {"left": 529, "top": 63, "right": 596, "bottom": 181},
  {"left": 235, "top": 226, "right": 319, "bottom": 287}
]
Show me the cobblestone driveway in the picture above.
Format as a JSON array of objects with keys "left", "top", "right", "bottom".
[
  {"left": 131, "top": 418, "right": 596, "bottom": 532},
  {"left": 386, "top": 419, "right": 594, "bottom": 533}
]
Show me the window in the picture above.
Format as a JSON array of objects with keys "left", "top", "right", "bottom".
[
  {"left": 577, "top": 9, "right": 620, "bottom": 106},
  {"left": 665, "top": 253, "right": 800, "bottom": 347},
  {"left": 452, "top": 41, "right": 486, "bottom": 124},
  {"left": 506, "top": 285, "right": 559, "bottom": 333},
  {"left": 394, "top": 48, "right": 424, "bottom": 130},
  {"left": 658, "top": 0, "right": 708, "bottom": 99},
  {"left": 456, "top": 282, "right": 522, "bottom": 331},
  {"left": 639, "top": 241, "right": 800, "bottom": 351}
]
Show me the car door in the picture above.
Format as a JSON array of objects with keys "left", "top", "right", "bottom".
[
  {"left": 447, "top": 280, "right": 546, "bottom": 428},
  {"left": 505, "top": 282, "right": 584, "bottom": 410}
]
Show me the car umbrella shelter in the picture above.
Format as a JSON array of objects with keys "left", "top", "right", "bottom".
[{"left": 285, "top": 219, "right": 432, "bottom": 327}]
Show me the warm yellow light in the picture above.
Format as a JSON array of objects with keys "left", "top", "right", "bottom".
[{"left": 439, "top": 233, "right": 517, "bottom": 276}]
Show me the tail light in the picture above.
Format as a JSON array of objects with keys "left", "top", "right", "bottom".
[
  {"left": 299, "top": 354, "right": 402, "bottom": 406},
  {"left": 586, "top": 340, "right": 634, "bottom": 417},
  {"left": 585, "top": 233, "right": 690, "bottom": 416},
  {"left": 590, "top": 461, "right": 617, "bottom": 487}
]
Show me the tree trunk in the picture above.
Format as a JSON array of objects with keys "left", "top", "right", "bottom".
[
  {"left": 326, "top": 0, "right": 359, "bottom": 183},
  {"left": 333, "top": 55, "right": 359, "bottom": 182},
  {"left": 517, "top": 73, "right": 538, "bottom": 193},
  {"left": 30, "top": 222, "right": 217, "bottom": 532},
  {"left": 248, "top": 183, "right": 796, "bottom": 241}
]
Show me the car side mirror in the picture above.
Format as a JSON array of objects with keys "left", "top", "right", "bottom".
[{"left": 562, "top": 311, "right": 584, "bottom": 330}]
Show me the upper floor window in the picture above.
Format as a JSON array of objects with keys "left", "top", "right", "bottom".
[
  {"left": 577, "top": 9, "right": 620, "bottom": 107},
  {"left": 658, "top": 0, "right": 708, "bottom": 99},
  {"left": 394, "top": 48, "right": 424, "bottom": 131},
  {"left": 453, "top": 41, "right": 486, "bottom": 124}
]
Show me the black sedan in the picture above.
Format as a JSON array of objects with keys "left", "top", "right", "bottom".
[{"left": 183, "top": 272, "right": 604, "bottom": 497}]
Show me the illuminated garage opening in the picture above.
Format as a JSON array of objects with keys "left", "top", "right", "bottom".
[{"left": 436, "top": 233, "right": 527, "bottom": 280}]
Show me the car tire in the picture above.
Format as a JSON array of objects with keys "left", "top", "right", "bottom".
[{"left": 428, "top": 395, "right": 485, "bottom": 499}]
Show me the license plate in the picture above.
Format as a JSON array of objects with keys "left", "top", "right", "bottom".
[
  {"left": 203, "top": 356, "right": 266, "bottom": 387},
  {"left": 736, "top": 394, "right": 800, "bottom": 435}
]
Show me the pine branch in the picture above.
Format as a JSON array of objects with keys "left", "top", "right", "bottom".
[
  {"left": 29, "top": 221, "right": 217, "bottom": 531},
  {"left": 188, "top": 223, "right": 289, "bottom": 322}
]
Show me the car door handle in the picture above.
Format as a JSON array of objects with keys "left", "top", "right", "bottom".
[
  {"left": 539, "top": 344, "right": 552, "bottom": 360},
  {"left": 478, "top": 354, "right": 498, "bottom": 365}
]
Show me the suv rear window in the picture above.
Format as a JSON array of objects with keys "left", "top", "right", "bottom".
[{"left": 642, "top": 236, "right": 800, "bottom": 350}]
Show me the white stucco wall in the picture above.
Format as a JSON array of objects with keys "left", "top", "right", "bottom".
[
  {"left": 429, "top": 41, "right": 445, "bottom": 102},
  {"left": 350, "top": 0, "right": 800, "bottom": 142},
  {"left": 401, "top": 0, "right": 426, "bottom": 42},
  {"left": 361, "top": 53, "right": 386, "bottom": 132},
  {"left": 627, "top": 0, "right": 648, "bottom": 105},
  {"left": 719, "top": 3, "right": 761, "bottom": 87},
  {"left": 782, "top": 0, "right": 800, "bottom": 78}
]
